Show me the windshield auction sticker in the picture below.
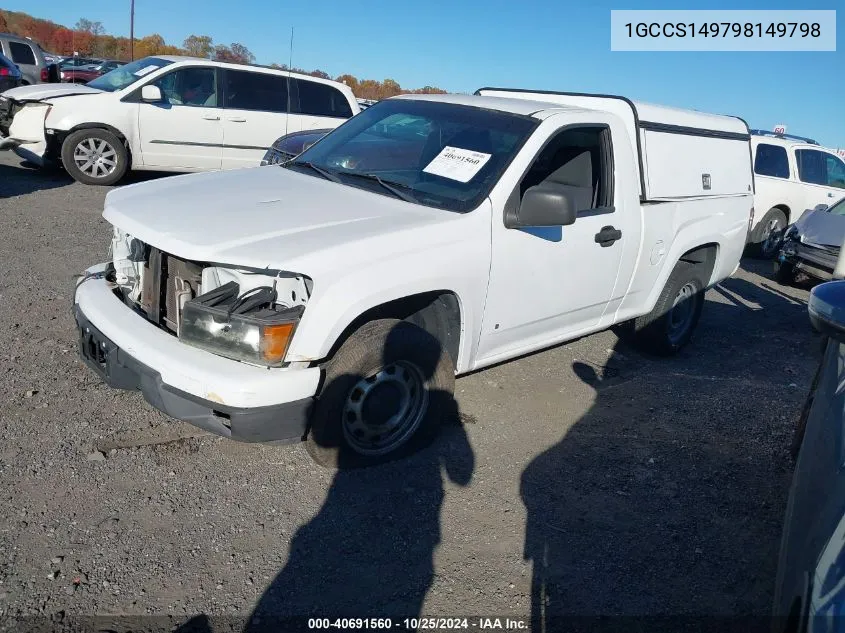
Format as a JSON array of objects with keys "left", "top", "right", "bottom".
[
  {"left": 133, "top": 65, "right": 160, "bottom": 77},
  {"left": 423, "top": 146, "right": 492, "bottom": 183}
]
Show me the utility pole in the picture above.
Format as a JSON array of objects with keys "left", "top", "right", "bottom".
[{"left": 129, "top": 0, "right": 135, "bottom": 61}]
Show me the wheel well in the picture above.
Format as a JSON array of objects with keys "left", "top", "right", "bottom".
[
  {"left": 679, "top": 242, "right": 719, "bottom": 285},
  {"left": 327, "top": 292, "right": 461, "bottom": 367},
  {"left": 773, "top": 204, "right": 791, "bottom": 224},
  {"left": 63, "top": 124, "right": 132, "bottom": 166}
]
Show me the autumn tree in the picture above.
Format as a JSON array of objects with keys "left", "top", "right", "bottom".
[
  {"left": 0, "top": 8, "right": 449, "bottom": 95},
  {"left": 183, "top": 34, "right": 213, "bottom": 58},
  {"left": 213, "top": 43, "right": 254, "bottom": 64},
  {"left": 335, "top": 74, "right": 358, "bottom": 93},
  {"left": 134, "top": 34, "right": 166, "bottom": 58}
]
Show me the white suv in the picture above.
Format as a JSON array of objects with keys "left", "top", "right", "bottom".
[
  {"left": 0, "top": 56, "right": 360, "bottom": 185},
  {"left": 749, "top": 130, "right": 845, "bottom": 257}
]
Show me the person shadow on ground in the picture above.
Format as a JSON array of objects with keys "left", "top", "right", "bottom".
[
  {"left": 520, "top": 275, "right": 816, "bottom": 633},
  {"left": 247, "top": 322, "right": 473, "bottom": 631},
  {"left": 176, "top": 324, "right": 474, "bottom": 633}
]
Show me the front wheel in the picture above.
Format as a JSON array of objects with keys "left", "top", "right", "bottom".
[
  {"left": 750, "top": 208, "right": 788, "bottom": 259},
  {"left": 306, "top": 319, "right": 456, "bottom": 469},
  {"left": 619, "top": 261, "right": 706, "bottom": 356},
  {"left": 61, "top": 128, "right": 129, "bottom": 186}
]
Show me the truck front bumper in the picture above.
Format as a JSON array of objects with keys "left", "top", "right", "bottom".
[{"left": 73, "top": 266, "right": 320, "bottom": 443}]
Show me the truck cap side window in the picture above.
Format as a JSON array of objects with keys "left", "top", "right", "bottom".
[{"left": 519, "top": 126, "right": 613, "bottom": 213}]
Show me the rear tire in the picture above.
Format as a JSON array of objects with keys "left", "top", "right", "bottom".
[
  {"left": 61, "top": 128, "right": 129, "bottom": 186},
  {"left": 619, "top": 261, "right": 706, "bottom": 356},
  {"left": 306, "top": 319, "right": 455, "bottom": 469},
  {"left": 749, "top": 208, "right": 788, "bottom": 259}
]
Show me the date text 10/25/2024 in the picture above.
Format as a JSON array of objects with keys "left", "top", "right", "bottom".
[{"left": 307, "top": 618, "right": 528, "bottom": 630}]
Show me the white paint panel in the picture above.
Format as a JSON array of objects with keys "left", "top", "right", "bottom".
[{"left": 640, "top": 130, "right": 752, "bottom": 199}]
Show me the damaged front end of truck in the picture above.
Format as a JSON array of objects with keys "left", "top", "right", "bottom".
[{"left": 106, "top": 227, "right": 313, "bottom": 368}]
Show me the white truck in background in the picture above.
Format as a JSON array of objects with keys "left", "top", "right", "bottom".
[
  {"left": 748, "top": 130, "right": 845, "bottom": 258},
  {"left": 73, "top": 89, "right": 753, "bottom": 468}
]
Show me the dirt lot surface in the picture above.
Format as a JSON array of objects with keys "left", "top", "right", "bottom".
[{"left": 0, "top": 152, "right": 820, "bottom": 631}]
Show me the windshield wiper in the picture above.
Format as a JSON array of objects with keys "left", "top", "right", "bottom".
[
  {"left": 341, "top": 172, "right": 417, "bottom": 203},
  {"left": 288, "top": 160, "right": 341, "bottom": 183}
]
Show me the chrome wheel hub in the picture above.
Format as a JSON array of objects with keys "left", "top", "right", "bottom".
[
  {"left": 342, "top": 360, "right": 428, "bottom": 456},
  {"left": 668, "top": 282, "right": 697, "bottom": 344},
  {"left": 73, "top": 138, "right": 117, "bottom": 178},
  {"left": 761, "top": 217, "right": 785, "bottom": 256}
]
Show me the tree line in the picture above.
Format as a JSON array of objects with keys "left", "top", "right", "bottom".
[{"left": 0, "top": 9, "right": 446, "bottom": 100}]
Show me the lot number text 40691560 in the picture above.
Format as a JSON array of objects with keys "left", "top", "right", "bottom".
[{"left": 307, "top": 617, "right": 528, "bottom": 630}]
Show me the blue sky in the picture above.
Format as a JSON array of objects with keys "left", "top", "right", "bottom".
[{"left": 6, "top": 0, "right": 843, "bottom": 147}]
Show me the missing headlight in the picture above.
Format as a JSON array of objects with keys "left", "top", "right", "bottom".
[{"left": 179, "top": 281, "right": 304, "bottom": 366}]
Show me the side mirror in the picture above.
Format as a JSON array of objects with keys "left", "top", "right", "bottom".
[
  {"left": 505, "top": 185, "right": 578, "bottom": 229},
  {"left": 141, "top": 84, "right": 163, "bottom": 102},
  {"left": 809, "top": 281, "right": 845, "bottom": 340}
]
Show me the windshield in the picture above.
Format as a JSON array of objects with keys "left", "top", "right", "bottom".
[
  {"left": 87, "top": 57, "right": 172, "bottom": 93},
  {"left": 287, "top": 98, "right": 538, "bottom": 212}
]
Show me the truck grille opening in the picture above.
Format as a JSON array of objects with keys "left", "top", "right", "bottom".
[{"left": 140, "top": 247, "right": 205, "bottom": 334}]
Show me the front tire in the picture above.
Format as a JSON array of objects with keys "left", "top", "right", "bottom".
[
  {"left": 306, "top": 319, "right": 455, "bottom": 469},
  {"left": 619, "top": 261, "right": 706, "bottom": 356},
  {"left": 750, "top": 208, "right": 788, "bottom": 259},
  {"left": 61, "top": 129, "right": 129, "bottom": 186}
]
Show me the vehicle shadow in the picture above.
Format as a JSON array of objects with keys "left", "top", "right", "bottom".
[
  {"left": 0, "top": 156, "right": 197, "bottom": 199},
  {"left": 520, "top": 268, "right": 818, "bottom": 632},
  {"left": 0, "top": 159, "right": 73, "bottom": 198},
  {"left": 176, "top": 322, "right": 475, "bottom": 633}
]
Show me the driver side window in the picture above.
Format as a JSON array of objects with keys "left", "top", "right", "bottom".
[
  {"left": 519, "top": 126, "right": 614, "bottom": 213},
  {"left": 152, "top": 68, "right": 218, "bottom": 108}
]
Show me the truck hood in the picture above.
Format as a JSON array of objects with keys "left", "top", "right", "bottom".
[
  {"left": 2, "top": 83, "right": 103, "bottom": 102},
  {"left": 794, "top": 207, "right": 845, "bottom": 248},
  {"left": 104, "top": 166, "right": 466, "bottom": 272}
]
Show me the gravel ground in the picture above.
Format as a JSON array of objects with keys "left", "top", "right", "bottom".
[{"left": 0, "top": 152, "right": 820, "bottom": 631}]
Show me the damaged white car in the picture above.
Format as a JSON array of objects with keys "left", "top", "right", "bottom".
[
  {"left": 0, "top": 55, "right": 358, "bottom": 185},
  {"left": 74, "top": 91, "right": 752, "bottom": 468}
]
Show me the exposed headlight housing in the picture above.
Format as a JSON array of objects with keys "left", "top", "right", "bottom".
[
  {"left": 783, "top": 224, "right": 800, "bottom": 242},
  {"left": 180, "top": 281, "right": 304, "bottom": 366}
]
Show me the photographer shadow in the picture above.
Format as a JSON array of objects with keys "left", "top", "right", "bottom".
[{"left": 244, "top": 322, "right": 473, "bottom": 631}]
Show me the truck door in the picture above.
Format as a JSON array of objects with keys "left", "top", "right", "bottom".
[{"left": 476, "top": 113, "right": 637, "bottom": 363}]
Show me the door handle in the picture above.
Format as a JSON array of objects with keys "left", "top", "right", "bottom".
[
  {"left": 595, "top": 225, "right": 622, "bottom": 247},
  {"left": 227, "top": 117, "right": 247, "bottom": 123},
  {"left": 830, "top": 192, "right": 836, "bottom": 198},
  {"left": 202, "top": 114, "right": 220, "bottom": 121}
]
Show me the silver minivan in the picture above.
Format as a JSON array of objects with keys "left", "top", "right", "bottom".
[{"left": 0, "top": 33, "right": 50, "bottom": 85}]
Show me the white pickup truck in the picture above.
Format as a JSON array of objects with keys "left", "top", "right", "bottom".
[{"left": 74, "top": 89, "right": 753, "bottom": 468}]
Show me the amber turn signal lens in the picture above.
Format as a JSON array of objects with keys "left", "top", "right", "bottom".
[{"left": 261, "top": 322, "right": 296, "bottom": 363}]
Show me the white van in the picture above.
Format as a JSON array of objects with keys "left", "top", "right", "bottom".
[
  {"left": 749, "top": 130, "right": 845, "bottom": 257},
  {"left": 0, "top": 56, "right": 360, "bottom": 185}
]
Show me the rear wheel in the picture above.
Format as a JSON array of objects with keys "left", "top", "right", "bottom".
[
  {"left": 618, "top": 261, "right": 706, "bottom": 356},
  {"left": 306, "top": 319, "right": 455, "bottom": 469},
  {"left": 61, "top": 128, "right": 129, "bottom": 186},
  {"left": 750, "top": 208, "right": 788, "bottom": 259}
]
